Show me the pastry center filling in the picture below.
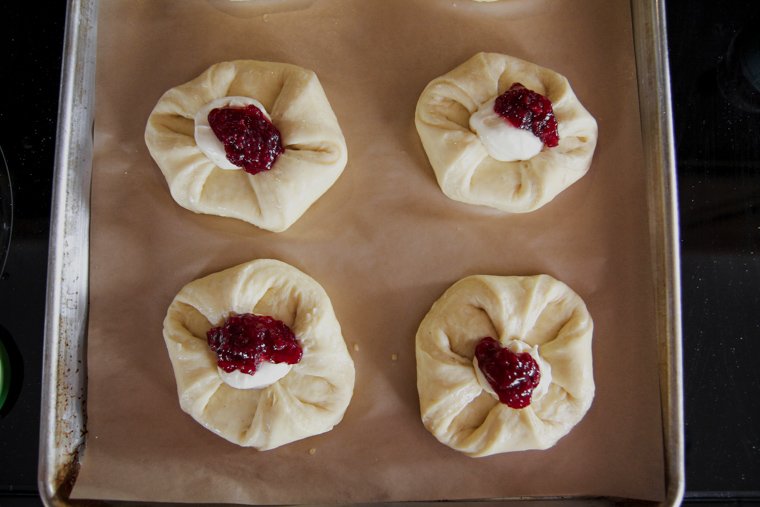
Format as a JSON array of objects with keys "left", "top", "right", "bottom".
[
  {"left": 473, "top": 336, "right": 550, "bottom": 409},
  {"left": 194, "top": 96, "right": 283, "bottom": 175},
  {"left": 495, "top": 83, "right": 559, "bottom": 147},
  {"left": 207, "top": 313, "right": 302, "bottom": 389},
  {"left": 469, "top": 83, "right": 559, "bottom": 162}
]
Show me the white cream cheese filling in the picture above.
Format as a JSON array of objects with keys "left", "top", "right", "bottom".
[
  {"left": 217, "top": 361, "right": 293, "bottom": 390},
  {"left": 473, "top": 339, "right": 552, "bottom": 404},
  {"left": 194, "top": 96, "right": 272, "bottom": 170},
  {"left": 469, "top": 98, "right": 543, "bottom": 162}
]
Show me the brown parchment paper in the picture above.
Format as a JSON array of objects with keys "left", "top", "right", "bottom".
[{"left": 72, "top": 0, "right": 665, "bottom": 503}]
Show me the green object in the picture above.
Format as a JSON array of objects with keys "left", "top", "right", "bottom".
[{"left": 0, "top": 339, "right": 9, "bottom": 410}]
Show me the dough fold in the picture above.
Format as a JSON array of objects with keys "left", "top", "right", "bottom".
[
  {"left": 415, "top": 52, "right": 597, "bottom": 213},
  {"left": 163, "top": 259, "right": 355, "bottom": 450},
  {"left": 146, "top": 60, "right": 347, "bottom": 232},
  {"left": 415, "top": 274, "right": 594, "bottom": 456}
]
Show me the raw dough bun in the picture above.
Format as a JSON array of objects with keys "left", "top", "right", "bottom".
[
  {"left": 415, "top": 52, "right": 598, "bottom": 213},
  {"left": 163, "top": 259, "right": 355, "bottom": 450},
  {"left": 415, "top": 274, "right": 594, "bottom": 456},
  {"left": 145, "top": 60, "right": 347, "bottom": 232}
]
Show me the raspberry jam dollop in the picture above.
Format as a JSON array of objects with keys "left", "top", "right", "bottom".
[
  {"left": 207, "top": 313, "right": 302, "bottom": 375},
  {"left": 494, "top": 83, "right": 559, "bottom": 148},
  {"left": 475, "top": 337, "right": 541, "bottom": 409},
  {"left": 207, "top": 105, "right": 284, "bottom": 175}
]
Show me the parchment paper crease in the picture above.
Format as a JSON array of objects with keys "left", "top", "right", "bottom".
[{"left": 72, "top": 0, "right": 666, "bottom": 503}]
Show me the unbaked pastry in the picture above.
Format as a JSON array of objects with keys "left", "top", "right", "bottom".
[
  {"left": 163, "top": 259, "right": 355, "bottom": 450},
  {"left": 415, "top": 274, "right": 594, "bottom": 456},
  {"left": 415, "top": 52, "right": 597, "bottom": 213},
  {"left": 145, "top": 60, "right": 347, "bottom": 232}
]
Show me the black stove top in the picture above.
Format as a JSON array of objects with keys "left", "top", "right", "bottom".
[
  {"left": 0, "top": 2, "right": 66, "bottom": 505},
  {"left": 668, "top": 1, "right": 760, "bottom": 500},
  {"left": 1, "top": 1, "right": 759, "bottom": 505}
]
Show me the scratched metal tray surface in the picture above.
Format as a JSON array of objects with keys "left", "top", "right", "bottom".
[{"left": 37, "top": 0, "right": 683, "bottom": 505}]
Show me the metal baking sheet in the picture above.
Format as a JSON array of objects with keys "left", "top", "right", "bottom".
[
  {"left": 38, "top": 0, "right": 683, "bottom": 504},
  {"left": 39, "top": 0, "right": 97, "bottom": 504}
]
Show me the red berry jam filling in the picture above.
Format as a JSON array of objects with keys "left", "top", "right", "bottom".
[
  {"left": 494, "top": 83, "right": 559, "bottom": 148},
  {"left": 207, "top": 105, "right": 284, "bottom": 175},
  {"left": 475, "top": 337, "right": 541, "bottom": 409},
  {"left": 207, "top": 313, "right": 302, "bottom": 375}
]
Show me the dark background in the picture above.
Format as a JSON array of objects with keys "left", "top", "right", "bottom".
[{"left": 0, "top": 1, "right": 758, "bottom": 505}]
